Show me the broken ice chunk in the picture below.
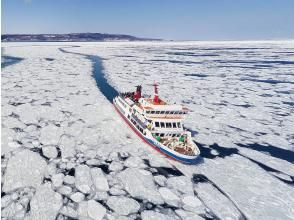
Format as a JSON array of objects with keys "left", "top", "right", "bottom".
[
  {"left": 75, "top": 165, "right": 93, "bottom": 194},
  {"left": 107, "top": 196, "right": 140, "bottom": 216},
  {"left": 166, "top": 176, "right": 194, "bottom": 195},
  {"left": 159, "top": 187, "right": 180, "bottom": 206},
  {"left": 3, "top": 149, "right": 47, "bottom": 192},
  {"left": 42, "top": 146, "right": 58, "bottom": 159},
  {"left": 70, "top": 192, "right": 85, "bottom": 203},
  {"left": 118, "top": 168, "right": 164, "bottom": 204},
  {"left": 91, "top": 167, "right": 109, "bottom": 191},
  {"left": 141, "top": 210, "right": 174, "bottom": 220},
  {"left": 40, "top": 124, "right": 63, "bottom": 146},
  {"left": 78, "top": 200, "right": 106, "bottom": 220},
  {"left": 30, "top": 183, "right": 62, "bottom": 220}
]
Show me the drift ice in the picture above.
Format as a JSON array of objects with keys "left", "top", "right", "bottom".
[{"left": 113, "top": 83, "right": 200, "bottom": 164}]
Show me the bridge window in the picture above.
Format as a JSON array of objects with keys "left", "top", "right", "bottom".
[
  {"left": 156, "top": 111, "right": 160, "bottom": 114},
  {"left": 166, "top": 111, "right": 170, "bottom": 114},
  {"left": 172, "top": 122, "right": 177, "bottom": 128},
  {"left": 151, "top": 111, "right": 155, "bottom": 114},
  {"left": 160, "top": 122, "right": 165, "bottom": 128},
  {"left": 155, "top": 122, "right": 160, "bottom": 127},
  {"left": 166, "top": 123, "right": 172, "bottom": 128},
  {"left": 160, "top": 111, "right": 165, "bottom": 114},
  {"left": 146, "top": 111, "right": 150, "bottom": 114},
  {"left": 177, "top": 122, "right": 181, "bottom": 128}
]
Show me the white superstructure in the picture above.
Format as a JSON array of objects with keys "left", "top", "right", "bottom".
[{"left": 113, "top": 84, "right": 200, "bottom": 163}]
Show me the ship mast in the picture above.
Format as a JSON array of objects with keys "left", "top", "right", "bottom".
[
  {"left": 153, "top": 83, "right": 160, "bottom": 104},
  {"left": 133, "top": 85, "right": 142, "bottom": 102}
]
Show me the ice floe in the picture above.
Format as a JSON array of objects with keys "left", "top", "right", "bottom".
[
  {"left": 30, "top": 183, "right": 62, "bottom": 220},
  {"left": 75, "top": 165, "right": 93, "bottom": 194},
  {"left": 70, "top": 192, "right": 85, "bottom": 203},
  {"left": 91, "top": 167, "right": 109, "bottom": 191},
  {"left": 141, "top": 210, "right": 175, "bottom": 220},
  {"left": 42, "top": 146, "right": 58, "bottom": 159},
  {"left": 118, "top": 168, "right": 164, "bottom": 204},
  {"left": 78, "top": 200, "right": 106, "bottom": 220},
  {"left": 51, "top": 173, "right": 65, "bottom": 188},
  {"left": 107, "top": 196, "right": 140, "bottom": 215},
  {"left": 3, "top": 150, "right": 47, "bottom": 192},
  {"left": 158, "top": 187, "right": 180, "bottom": 206}
]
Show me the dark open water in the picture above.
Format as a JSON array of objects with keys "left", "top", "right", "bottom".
[{"left": 59, "top": 47, "right": 118, "bottom": 102}]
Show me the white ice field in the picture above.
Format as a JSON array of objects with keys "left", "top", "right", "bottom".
[{"left": 1, "top": 41, "right": 294, "bottom": 220}]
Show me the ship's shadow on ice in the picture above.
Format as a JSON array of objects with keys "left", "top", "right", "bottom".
[
  {"left": 192, "top": 174, "right": 248, "bottom": 220},
  {"left": 1, "top": 55, "right": 23, "bottom": 68},
  {"left": 143, "top": 158, "right": 247, "bottom": 219},
  {"left": 195, "top": 141, "right": 294, "bottom": 185},
  {"left": 237, "top": 143, "right": 294, "bottom": 163}
]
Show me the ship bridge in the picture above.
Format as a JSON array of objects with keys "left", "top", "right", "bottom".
[{"left": 138, "top": 97, "right": 189, "bottom": 119}]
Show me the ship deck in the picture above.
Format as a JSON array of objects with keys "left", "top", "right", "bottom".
[{"left": 158, "top": 137, "right": 196, "bottom": 156}]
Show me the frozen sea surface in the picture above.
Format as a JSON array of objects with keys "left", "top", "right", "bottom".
[{"left": 1, "top": 41, "right": 294, "bottom": 220}]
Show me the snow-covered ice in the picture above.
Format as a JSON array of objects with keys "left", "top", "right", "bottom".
[
  {"left": 70, "top": 192, "right": 85, "bottom": 203},
  {"left": 30, "top": 183, "right": 62, "bottom": 220},
  {"left": 75, "top": 165, "right": 93, "bottom": 194},
  {"left": 106, "top": 196, "right": 140, "bottom": 216},
  {"left": 158, "top": 187, "right": 180, "bottom": 206},
  {"left": 3, "top": 150, "right": 47, "bottom": 192},
  {"left": 78, "top": 199, "right": 106, "bottom": 220},
  {"left": 91, "top": 167, "right": 109, "bottom": 191},
  {"left": 1, "top": 41, "right": 294, "bottom": 219},
  {"left": 141, "top": 210, "right": 175, "bottom": 220},
  {"left": 42, "top": 146, "right": 58, "bottom": 159},
  {"left": 118, "top": 168, "right": 164, "bottom": 205}
]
